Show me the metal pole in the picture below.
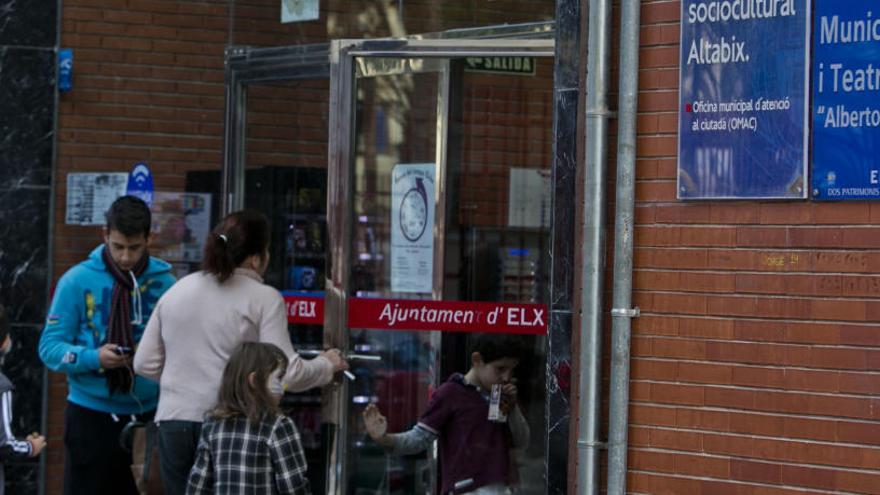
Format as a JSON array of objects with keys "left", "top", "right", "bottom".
[
  {"left": 606, "top": 0, "right": 642, "bottom": 492},
  {"left": 577, "top": 0, "right": 613, "bottom": 492}
]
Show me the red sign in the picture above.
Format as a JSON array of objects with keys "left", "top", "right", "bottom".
[
  {"left": 283, "top": 294, "right": 324, "bottom": 325},
  {"left": 347, "top": 298, "right": 547, "bottom": 335}
]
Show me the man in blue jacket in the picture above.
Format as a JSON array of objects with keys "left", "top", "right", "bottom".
[{"left": 39, "top": 195, "right": 176, "bottom": 495}]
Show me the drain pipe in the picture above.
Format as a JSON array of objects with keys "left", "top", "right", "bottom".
[
  {"left": 576, "top": 0, "right": 613, "bottom": 492},
  {"left": 606, "top": 0, "right": 642, "bottom": 492}
]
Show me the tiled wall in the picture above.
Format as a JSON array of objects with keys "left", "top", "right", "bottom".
[{"left": 0, "top": 1, "right": 58, "bottom": 493}]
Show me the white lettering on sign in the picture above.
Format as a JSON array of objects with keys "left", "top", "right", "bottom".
[
  {"left": 820, "top": 13, "right": 880, "bottom": 46},
  {"left": 686, "top": 0, "right": 797, "bottom": 24},
  {"left": 505, "top": 308, "right": 546, "bottom": 327},
  {"left": 379, "top": 303, "right": 545, "bottom": 328},
  {"left": 687, "top": 36, "right": 749, "bottom": 65},
  {"left": 378, "top": 303, "right": 476, "bottom": 327},
  {"left": 871, "top": 170, "right": 879, "bottom": 184},
  {"left": 288, "top": 300, "right": 317, "bottom": 319}
]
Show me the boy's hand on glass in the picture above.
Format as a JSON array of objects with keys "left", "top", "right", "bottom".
[
  {"left": 362, "top": 404, "right": 388, "bottom": 440},
  {"left": 27, "top": 433, "right": 46, "bottom": 457}
]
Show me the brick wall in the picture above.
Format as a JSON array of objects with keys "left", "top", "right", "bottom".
[
  {"left": 460, "top": 61, "right": 555, "bottom": 227},
  {"left": 628, "top": 1, "right": 880, "bottom": 493},
  {"left": 50, "top": 1, "right": 229, "bottom": 491}
]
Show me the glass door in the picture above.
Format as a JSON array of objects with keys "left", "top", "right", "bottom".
[
  {"left": 223, "top": 45, "right": 335, "bottom": 494},
  {"left": 347, "top": 58, "right": 447, "bottom": 495},
  {"left": 326, "top": 28, "right": 554, "bottom": 495}
]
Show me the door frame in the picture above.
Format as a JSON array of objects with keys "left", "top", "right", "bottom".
[
  {"left": 222, "top": 21, "right": 555, "bottom": 215},
  {"left": 222, "top": 21, "right": 556, "bottom": 494},
  {"left": 222, "top": 43, "right": 332, "bottom": 215},
  {"left": 327, "top": 27, "right": 554, "bottom": 495}
]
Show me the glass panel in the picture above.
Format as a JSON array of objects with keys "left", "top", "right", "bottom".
[
  {"left": 351, "top": 68, "right": 440, "bottom": 298},
  {"left": 243, "top": 79, "right": 332, "bottom": 494},
  {"left": 452, "top": 57, "right": 555, "bottom": 494},
  {"left": 343, "top": 55, "right": 553, "bottom": 494},
  {"left": 347, "top": 63, "right": 442, "bottom": 495}
]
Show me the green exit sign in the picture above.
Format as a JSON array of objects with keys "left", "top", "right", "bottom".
[{"left": 464, "top": 57, "right": 536, "bottom": 76}]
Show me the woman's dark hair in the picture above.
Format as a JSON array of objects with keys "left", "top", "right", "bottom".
[
  {"left": 106, "top": 196, "right": 152, "bottom": 238},
  {"left": 203, "top": 209, "right": 270, "bottom": 283},
  {"left": 211, "top": 342, "right": 288, "bottom": 425}
]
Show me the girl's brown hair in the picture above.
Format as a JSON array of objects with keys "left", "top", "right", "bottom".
[
  {"left": 203, "top": 209, "right": 271, "bottom": 283},
  {"left": 210, "top": 342, "right": 288, "bottom": 425}
]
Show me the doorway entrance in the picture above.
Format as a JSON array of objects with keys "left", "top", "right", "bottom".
[{"left": 223, "top": 22, "right": 555, "bottom": 494}]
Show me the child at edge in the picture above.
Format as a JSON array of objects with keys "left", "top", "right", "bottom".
[
  {"left": 186, "top": 342, "right": 311, "bottom": 495},
  {"left": 362, "top": 334, "right": 531, "bottom": 495},
  {"left": 0, "top": 305, "right": 46, "bottom": 495}
]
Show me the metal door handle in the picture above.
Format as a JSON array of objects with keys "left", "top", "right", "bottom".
[
  {"left": 347, "top": 353, "right": 381, "bottom": 361},
  {"left": 297, "top": 350, "right": 382, "bottom": 361}
]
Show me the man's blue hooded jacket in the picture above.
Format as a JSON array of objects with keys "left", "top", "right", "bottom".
[{"left": 39, "top": 245, "right": 175, "bottom": 414}]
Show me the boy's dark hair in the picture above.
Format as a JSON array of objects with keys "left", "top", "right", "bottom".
[
  {"left": 470, "top": 333, "right": 529, "bottom": 364},
  {"left": 211, "top": 342, "right": 288, "bottom": 425},
  {"left": 0, "top": 305, "right": 8, "bottom": 346},
  {"left": 203, "top": 210, "right": 270, "bottom": 283},
  {"left": 105, "top": 195, "right": 152, "bottom": 238}
]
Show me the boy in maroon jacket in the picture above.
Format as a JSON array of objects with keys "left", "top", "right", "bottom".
[{"left": 363, "top": 334, "right": 530, "bottom": 495}]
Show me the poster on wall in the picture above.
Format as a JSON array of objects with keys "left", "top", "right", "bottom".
[
  {"left": 150, "top": 192, "right": 212, "bottom": 263},
  {"left": 812, "top": 2, "right": 880, "bottom": 200},
  {"left": 281, "top": 0, "right": 319, "bottom": 23},
  {"left": 390, "top": 163, "right": 435, "bottom": 294},
  {"left": 65, "top": 173, "right": 128, "bottom": 225},
  {"left": 677, "top": 0, "right": 811, "bottom": 199}
]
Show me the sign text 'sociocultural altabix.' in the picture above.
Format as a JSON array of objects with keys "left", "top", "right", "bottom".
[{"left": 678, "top": 0, "right": 810, "bottom": 199}]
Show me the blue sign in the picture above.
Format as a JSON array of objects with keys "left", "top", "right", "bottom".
[
  {"left": 812, "top": 2, "right": 880, "bottom": 200},
  {"left": 126, "top": 162, "right": 154, "bottom": 206},
  {"left": 58, "top": 49, "right": 73, "bottom": 93},
  {"left": 678, "top": 0, "right": 810, "bottom": 199}
]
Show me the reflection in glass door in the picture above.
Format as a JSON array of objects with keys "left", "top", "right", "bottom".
[
  {"left": 346, "top": 61, "right": 446, "bottom": 495},
  {"left": 243, "top": 79, "right": 333, "bottom": 494},
  {"left": 326, "top": 34, "right": 554, "bottom": 495}
]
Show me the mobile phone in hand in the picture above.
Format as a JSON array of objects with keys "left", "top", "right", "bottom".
[{"left": 114, "top": 346, "right": 134, "bottom": 355}]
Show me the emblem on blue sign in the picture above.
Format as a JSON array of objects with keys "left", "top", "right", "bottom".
[{"left": 126, "top": 162, "right": 154, "bottom": 206}]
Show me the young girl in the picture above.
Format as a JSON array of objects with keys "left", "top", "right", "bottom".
[{"left": 186, "top": 342, "right": 311, "bottom": 495}]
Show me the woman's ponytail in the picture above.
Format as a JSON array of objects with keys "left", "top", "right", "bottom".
[{"left": 203, "top": 210, "right": 270, "bottom": 283}]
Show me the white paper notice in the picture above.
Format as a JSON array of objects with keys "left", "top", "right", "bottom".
[
  {"left": 391, "top": 163, "right": 435, "bottom": 293},
  {"left": 66, "top": 173, "right": 128, "bottom": 225},
  {"left": 507, "top": 168, "right": 551, "bottom": 228},
  {"left": 281, "top": 0, "right": 319, "bottom": 23}
]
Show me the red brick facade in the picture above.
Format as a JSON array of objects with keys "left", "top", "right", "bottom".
[
  {"left": 628, "top": 1, "right": 880, "bottom": 493},
  {"left": 51, "top": 3, "right": 228, "bottom": 492}
]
